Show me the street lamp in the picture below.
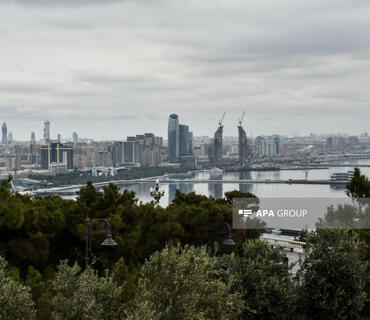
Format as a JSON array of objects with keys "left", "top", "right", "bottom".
[
  {"left": 150, "top": 179, "right": 165, "bottom": 204},
  {"left": 85, "top": 212, "right": 117, "bottom": 268},
  {"left": 220, "top": 222, "right": 236, "bottom": 247},
  {"left": 213, "top": 222, "right": 235, "bottom": 255},
  {"left": 222, "top": 223, "right": 236, "bottom": 247}
]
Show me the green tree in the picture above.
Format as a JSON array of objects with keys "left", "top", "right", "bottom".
[
  {"left": 129, "top": 245, "right": 243, "bottom": 320},
  {"left": 346, "top": 168, "right": 370, "bottom": 199},
  {"left": 296, "top": 229, "right": 368, "bottom": 320},
  {"left": 224, "top": 190, "right": 258, "bottom": 204},
  {"left": 227, "top": 240, "right": 294, "bottom": 320},
  {"left": 345, "top": 168, "right": 370, "bottom": 317},
  {"left": 0, "top": 178, "right": 25, "bottom": 230},
  {"left": 112, "top": 257, "right": 139, "bottom": 305},
  {"left": 51, "top": 261, "right": 125, "bottom": 320},
  {"left": 25, "top": 265, "right": 52, "bottom": 320},
  {"left": 0, "top": 256, "right": 35, "bottom": 320},
  {"left": 316, "top": 204, "right": 359, "bottom": 229}
]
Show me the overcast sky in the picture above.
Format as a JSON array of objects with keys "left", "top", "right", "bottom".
[{"left": 0, "top": 0, "right": 369, "bottom": 141}]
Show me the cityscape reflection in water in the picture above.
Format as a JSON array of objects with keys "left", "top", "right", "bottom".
[
  {"left": 239, "top": 170, "right": 253, "bottom": 194},
  {"left": 115, "top": 160, "right": 370, "bottom": 207}
]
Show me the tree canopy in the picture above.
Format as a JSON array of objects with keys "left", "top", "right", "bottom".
[{"left": 0, "top": 169, "right": 369, "bottom": 319}]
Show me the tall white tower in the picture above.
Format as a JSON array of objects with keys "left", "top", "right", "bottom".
[{"left": 43, "top": 120, "right": 50, "bottom": 143}]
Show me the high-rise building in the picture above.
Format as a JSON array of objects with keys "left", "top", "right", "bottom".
[
  {"left": 179, "top": 124, "right": 189, "bottom": 156},
  {"left": 123, "top": 141, "right": 142, "bottom": 165},
  {"left": 43, "top": 120, "right": 50, "bottom": 143},
  {"left": 121, "top": 133, "right": 163, "bottom": 167},
  {"left": 73, "top": 132, "right": 78, "bottom": 144},
  {"left": 30, "top": 132, "right": 36, "bottom": 153},
  {"left": 2, "top": 122, "right": 7, "bottom": 144},
  {"left": 255, "top": 136, "right": 276, "bottom": 157},
  {"left": 238, "top": 124, "right": 248, "bottom": 167},
  {"left": 337, "top": 136, "right": 346, "bottom": 148},
  {"left": 155, "top": 136, "right": 164, "bottom": 146},
  {"left": 135, "top": 135, "right": 145, "bottom": 144},
  {"left": 57, "top": 134, "right": 61, "bottom": 143},
  {"left": 273, "top": 135, "right": 280, "bottom": 155},
  {"left": 349, "top": 136, "right": 359, "bottom": 145},
  {"left": 144, "top": 133, "right": 155, "bottom": 146},
  {"left": 168, "top": 114, "right": 179, "bottom": 163},
  {"left": 95, "top": 145, "right": 113, "bottom": 167},
  {"left": 327, "top": 137, "right": 333, "bottom": 148},
  {"left": 207, "top": 143, "right": 214, "bottom": 164},
  {"left": 5, "top": 154, "right": 21, "bottom": 171},
  {"left": 178, "top": 124, "right": 194, "bottom": 157},
  {"left": 112, "top": 141, "right": 123, "bottom": 166},
  {"left": 141, "top": 145, "right": 161, "bottom": 167},
  {"left": 29, "top": 132, "right": 37, "bottom": 163},
  {"left": 7, "top": 132, "right": 13, "bottom": 144},
  {"left": 188, "top": 132, "right": 193, "bottom": 155},
  {"left": 40, "top": 142, "right": 73, "bottom": 170},
  {"left": 213, "top": 125, "right": 223, "bottom": 167}
]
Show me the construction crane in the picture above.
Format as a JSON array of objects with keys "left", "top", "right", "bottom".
[
  {"left": 239, "top": 111, "right": 246, "bottom": 126},
  {"left": 218, "top": 112, "right": 225, "bottom": 127}
]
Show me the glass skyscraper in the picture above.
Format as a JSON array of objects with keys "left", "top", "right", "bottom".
[
  {"left": 179, "top": 124, "right": 189, "bottom": 156},
  {"left": 273, "top": 135, "right": 280, "bottom": 155},
  {"left": 2, "top": 122, "right": 7, "bottom": 145},
  {"left": 73, "top": 132, "right": 78, "bottom": 144},
  {"left": 168, "top": 114, "right": 179, "bottom": 163}
]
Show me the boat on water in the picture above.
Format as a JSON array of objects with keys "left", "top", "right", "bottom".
[
  {"left": 167, "top": 171, "right": 194, "bottom": 179},
  {"left": 210, "top": 167, "right": 223, "bottom": 177},
  {"left": 330, "top": 170, "right": 354, "bottom": 182},
  {"left": 271, "top": 228, "right": 282, "bottom": 235}
]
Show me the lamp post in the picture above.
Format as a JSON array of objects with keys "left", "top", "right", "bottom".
[
  {"left": 150, "top": 179, "right": 165, "bottom": 204},
  {"left": 221, "top": 223, "right": 236, "bottom": 247},
  {"left": 213, "top": 222, "right": 235, "bottom": 255},
  {"left": 85, "top": 212, "right": 117, "bottom": 268}
]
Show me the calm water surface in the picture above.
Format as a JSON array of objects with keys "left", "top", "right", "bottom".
[{"left": 119, "top": 160, "right": 370, "bottom": 206}]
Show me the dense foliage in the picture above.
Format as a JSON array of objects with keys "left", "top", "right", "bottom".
[
  {"left": 129, "top": 245, "right": 243, "bottom": 320},
  {"left": 0, "top": 256, "right": 35, "bottom": 320},
  {"left": 228, "top": 240, "right": 295, "bottom": 320},
  {"left": 346, "top": 168, "right": 370, "bottom": 317},
  {"left": 1, "top": 177, "right": 256, "bottom": 319},
  {"left": 51, "top": 261, "right": 125, "bottom": 320},
  {"left": 0, "top": 169, "right": 369, "bottom": 319},
  {"left": 297, "top": 229, "right": 368, "bottom": 320}
]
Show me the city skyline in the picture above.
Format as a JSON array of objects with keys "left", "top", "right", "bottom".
[
  {"left": 1, "top": 0, "right": 370, "bottom": 139},
  {"left": 0, "top": 117, "right": 368, "bottom": 143},
  {"left": 0, "top": 3, "right": 369, "bottom": 319}
]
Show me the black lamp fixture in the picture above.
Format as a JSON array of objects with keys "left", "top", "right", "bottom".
[
  {"left": 85, "top": 213, "right": 117, "bottom": 267},
  {"left": 212, "top": 222, "right": 235, "bottom": 255},
  {"left": 222, "top": 223, "right": 236, "bottom": 247},
  {"left": 101, "top": 232, "right": 118, "bottom": 246}
]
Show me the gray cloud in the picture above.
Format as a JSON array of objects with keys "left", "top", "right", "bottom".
[
  {"left": 0, "top": 0, "right": 369, "bottom": 140},
  {"left": 0, "top": 84, "right": 51, "bottom": 94},
  {"left": 6, "top": 0, "right": 124, "bottom": 7}
]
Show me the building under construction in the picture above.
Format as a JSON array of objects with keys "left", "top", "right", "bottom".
[
  {"left": 238, "top": 112, "right": 248, "bottom": 167},
  {"left": 212, "top": 113, "right": 224, "bottom": 167}
]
